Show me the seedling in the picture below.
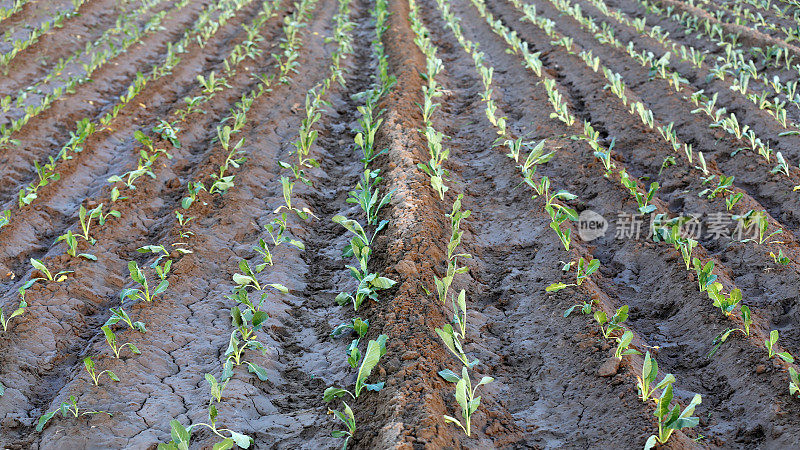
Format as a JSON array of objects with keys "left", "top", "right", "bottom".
[
  {"left": 206, "top": 373, "right": 229, "bottom": 404},
  {"left": 327, "top": 402, "right": 356, "bottom": 448},
  {"left": 619, "top": 170, "right": 658, "bottom": 214},
  {"left": 530, "top": 177, "right": 578, "bottom": 251},
  {"left": 790, "top": 368, "right": 800, "bottom": 398},
  {"left": 769, "top": 249, "right": 791, "bottom": 265},
  {"left": 614, "top": 329, "right": 641, "bottom": 358},
  {"left": 438, "top": 366, "right": 494, "bottom": 437},
  {"left": 637, "top": 351, "right": 676, "bottom": 402},
  {"left": 766, "top": 330, "right": 795, "bottom": 363},
  {"left": 732, "top": 210, "right": 783, "bottom": 244},
  {"left": 323, "top": 335, "right": 389, "bottom": 401},
  {"left": 83, "top": 356, "right": 119, "bottom": 385},
  {"left": 55, "top": 230, "right": 96, "bottom": 260},
  {"left": 546, "top": 257, "right": 600, "bottom": 292},
  {"left": 30, "top": 258, "right": 72, "bottom": 282},
  {"left": 707, "top": 283, "right": 741, "bottom": 316},
  {"left": 222, "top": 306, "right": 269, "bottom": 382},
  {"left": 120, "top": 261, "right": 168, "bottom": 302},
  {"left": 101, "top": 325, "right": 140, "bottom": 358},
  {"left": 595, "top": 305, "right": 628, "bottom": 339},
  {"left": 347, "top": 170, "right": 395, "bottom": 225},
  {"left": 160, "top": 415, "right": 252, "bottom": 450},
  {"left": 710, "top": 305, "right": 752, "bottom": 357},
  {"left": 181, "top": 181, "right": 206, "bottom": 209},
  {"left": 0, "top": 299, "right": 26, "bottom": 331},
  {"left": 644, "top": 384, "right": 701, "bottom": 449},
  {"left": 36, "top": 396, "right": 111, "bottom": 432},
  {"left": 153, "top": 120, "right": 181, "bottom": 148},
  {"left": 104, "top": 307, "right": 146, "bottom": 333}
]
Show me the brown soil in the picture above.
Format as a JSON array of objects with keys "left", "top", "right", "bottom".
[{"left": 2, "top": 0, "right": 800, "bottom": 448}]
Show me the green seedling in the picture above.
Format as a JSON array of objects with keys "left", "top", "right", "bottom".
[
  {"left": 159, "top": 414, "right": 252, "bottom": 450},
  {"left": 83, "top": 356, "right": 119, "bottom": 385},
  {"left": 438, "top": 366, "right": 493, "bottom": 437},
  {"left": 206, "top": 373, "right": 229, "bottom": 404},
  {"left": 691, "top": 258, "right": 717, "bottom": 292},
  {"left": 529, "top": 177, "right": 578, "bottom": 251},
  {"left": 327, "top": 401, "right": 355, "bottom": 449},
  {"left": 37, "top": 395, "right": 111, "bottom": 432},
  {"left": 104, "top": 307, "right": 146, "bottom": 333},
  {"left": 790, "top": 368, "right": 800, "bottom": 398},
  {"left": 645, "top": 383, "right": 701, "bottom": 449},
  {"left": 595, "top": 305, "right": 629, "bottom": 339},
  {"left": 30, "top": 258, "right": 72, "bottom": 282},
  {"left": 222, "top": 306, "right": 269, "bottom": 382},
  {"left": 120, "top": 261, "right": 168, "bottom": 302},
  {"left": 732, "top": 210, "right": 783, "bottom": 244},
  {"left": 619, "top": 169, "right": 658, "bottom": 214},
  {"left": 766, "top": 330, "right": 795, "bottom": 363},
  {"left": 637, "top": 351, "right": 676, "bottom": 402},
  {"left": 181, "top": 181, "right": 206, "bottom": 209},
  {"left": 615, "top": 329, "right": 641, "bottom": 358},
  {"left": 324, "top": 334, "right": 389, "bottom": 402},
  {"left": 78, "top": 203, "right": 119, "bottom": 244},
  {"left": 346, "top": 170, "right": 394, "bottom": 225},
  {"left": 769, "top": 249, "right": 791, "bottom": 265},
  {"left": 0, "top": 299, "right": 26, "bottom": 331},
  {"left": 706, "top": 283, "right": 741, "bottom": 316},
  {"left": 547, "top": 257, "right": 600, "bottom": 293},
  {"left": 55, "top": 230, "right": 96, "bottom": 260},
  {"left": 710, "top": 305, "right": 752, "bottom": 357},
  {"left": 101, "top": 325, "right": 140, "bottom": 358},
  {"left": 153, "top": 120, "right": 181, "bottom": 148}
]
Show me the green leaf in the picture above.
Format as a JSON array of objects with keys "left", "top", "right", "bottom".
[
  {"left": 36, "top": 409, "right": 58, "bottom": 432},
  {"left": 355, "top": 335, "right": 388, "bottom": 397},
  {"left": 323, "top": 387, "right": 351, "bottom": 402},
  {"left": 212, "top": 439, "right": 234, "bottom": 450},
  {"left": 229, "top": 431, "right": 252, "bottom": 448},
  {"left": 268, "top": 283, "right": 289, "bottom": 294},
  {"left": 438, "top": 369, "right": 461, "bottom": 383},
  {"left": 546, "top": 282, "right": 568, "bottom": 292},
  {"left": 169, "top": 420, "right": 191, "bottom": 450},
  {"left": 247, "top": 362, "right": 268, "bottom": 381}
]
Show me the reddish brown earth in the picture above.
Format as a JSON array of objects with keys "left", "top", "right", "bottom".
[{"left": 1, "top": 0, "right": 800, "bottom": 448}]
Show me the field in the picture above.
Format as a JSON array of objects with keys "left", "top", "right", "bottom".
[{"left": 2, "top": 0, "right": 800, "bottom": 447}]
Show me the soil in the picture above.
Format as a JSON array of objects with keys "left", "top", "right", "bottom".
[{"left": 2, "top": 0, "right": 800, "bottom": 447}]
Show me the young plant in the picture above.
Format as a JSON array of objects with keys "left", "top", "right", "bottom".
[
  {"left": 0, "top": 299, "right": 26, "bottom": 331},
  {"left": 55, "top": 230, "right": 97, "bottom": 260},
  {"left": 619, "top": 169, "right": 658, "bottom": 214},
  {"left": 30, "top": 258, "right": 72, "bottom": 282},
  {"left": 438, "top": 366, "right": 494, "bottom": 437},
  {"left": 101, "top": 325, "right": 140, "bottom": 358},
  {"left": 766, "top": 330, "right": 795, "bottom": 363},
  {"left": 644, "top": 384, "right": 702, "bottom": 449},
  {"left": 547, "top": 257, "right": 600, "bottom": 292},
  {"left": 594, "top": 304, "right": 628, "bottom": 339},
  {"left": 324, "top": 334, "right": 389, "bottom": 401},
  {"left": 104, "top": 307, "right": 146, "bottom": 333},
  {"left": 333, "top": 215, "right": 396, "bottom": 311},
  {"left": 120, "top": 261, "right": 168, "bottom": 302},
  {"left": 346, "top": 170, "right": 395, "bottom": 225},
  {"left": 205, "top": 373, "right": 229, "bottom": 404},
  {"left": 160, "top": 414, "right": 253, "bottom": 450},
  {"left": 710, "top": 305, "right": 752, "bottom": 357},
  {"left": 36, "top": 395, "right": 111, "bottom": 432},
  {"left": 222, "top": 306, "right": 269, "bottom": 382},
  {"left": 637, "top": 351, "right": 676, "bottom": 402},
  {"left": 83, "top": 356, "right": 119, "bottom": 385}
]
